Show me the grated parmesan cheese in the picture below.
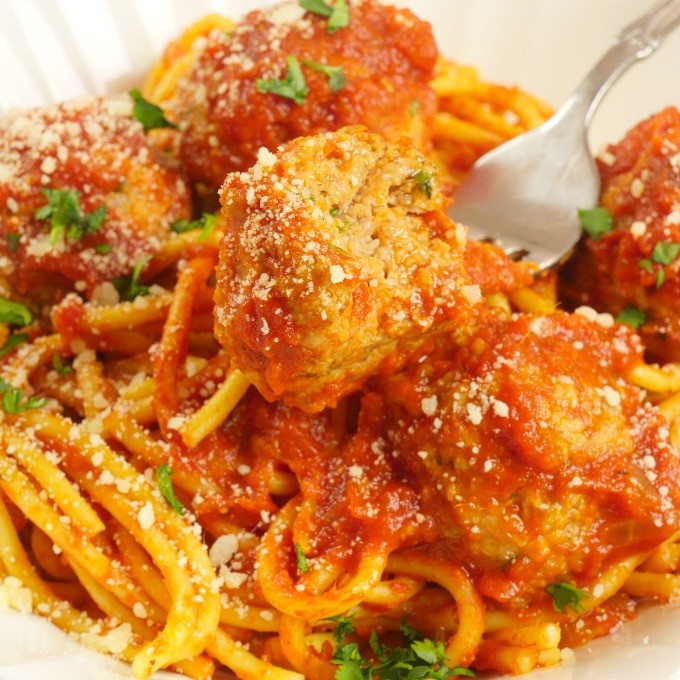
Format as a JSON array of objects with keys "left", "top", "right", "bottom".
[{"left": 137, "top": 502, "right": 155, "bottom": 530}]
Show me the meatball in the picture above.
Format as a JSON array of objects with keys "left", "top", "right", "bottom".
[
  {"left": 214, "top": 126, "right": 482, "bottom": 412},
  {"left": 0, "top": 96, "right": 190, "bottom": 299},
  {"left": 560, "top": 107, "right": 680, "bottom": 361},
  {"left": 365, "top": 311, "right": 680, "bottom": 608},
  {"left": 168, "top": 0, "right": 438, "bottom": 191}
]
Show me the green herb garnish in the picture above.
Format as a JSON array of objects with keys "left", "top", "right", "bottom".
[
  {"left": 0, "top": 379, "right": 47, "bottom": 414},
  {"left": 409, "top": 99, "right": 421, "bottom": 117},
  {"left": 156, "top": 464, "right": 184, "bottom": 515},
  {"left": 302, "top": 59, "right": 346, "bottom": 92},
  {"left": 639, "top": 258, "right": 653, "bottom": 274},
  {"left": 299, "top": 0, "right": 350, "bottom": 33},
  {"left": 0, "top": 298, "right": 32, "bottom": 327},
  {"left": 545, "top": 582, "right": 587, "bottom": 614},
  {"left": 325, "top": 614, "right": 356, "bottom": 643},
  {"left": 651, "top": 241, "right": 680, "bottom": 266},
  {"left": 299, "top": 0, "right": 333, "bottom": 16},
  {"left": 6, "top": 233, "right": 19, "bottom": 253},
  {"left": 52, "top": 353, "right": 74, "bottom": 376},
  {"left": 412, "top": 170, "right": 433, "bottom": 199},
  {"left": 170, "top": 219, "right": 195, "bottom": 234},
  {"left": 328, "top": 614, "right": 475, "bottom": 679},
  {"left": 129, "top": 89, "right": 177, "bottom": 132},
  {"left": 171, "top": 214, "right": 216, "bottom": 240},
  {"left": 0, "top": 333, "right": 27, "bottom": 357},
  {"left": 638, "top": 242, "right": 680, "bottom": 288},
  {"left": 112, "top": 255, "right": 152, "bottom": 302},
  {"left": 326, "top": 0, "right": 350, "bottom": 33},
  {"left": 95, "top": 243, "right": 111, "bottom": 255},
  {"left": 198, "top": 214, "right": 217, "bottom": 241},
  {"left": 256, "top": 55, "right": 309, "bottom": 105},
  {"left": 616, "top": 306, "right": 646, "bottom": 330},
  {"left": 578, "top": 207, "right": 613, "bottom": 239},
  {"left": 294, "top": 543, "right": 310, "bottom": 573},
  {"left": 34, "top": 188, "right": 106, "bottom": 245}
]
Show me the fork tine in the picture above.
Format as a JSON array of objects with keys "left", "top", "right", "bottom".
[
  {"left": 465, "top": 227, "right": 563, "bottom": 270},
  {"left": 463, "top": 225, "right": 491, "bottom": 244},
  {"left": 505, "top": 246, "right": 531, "bottom": 262},
  {"left": 464, "top": 225, "right": 535, "bottom": 262}
]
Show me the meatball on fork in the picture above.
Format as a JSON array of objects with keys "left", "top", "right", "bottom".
[{"left": 215, "top": 126, "right": 482, "bottom": 411}]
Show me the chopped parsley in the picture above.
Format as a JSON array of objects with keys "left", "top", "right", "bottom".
[
  {"left": 412, "top": 170, "right": 434, "bottom": 199},
  {"left": 0, "top": 333, "right": 27, "bottom": 357},
  {"left": 34, "top": 188, "right": 106, "bottom": 245},
  {"left": 641, "top": 259, "right": 666, "bottom": 288},
  {"left": 651, "top": 241, "right": 680, "bottom": 266},
  {"left": 199, "top": 214, "right": 217, "bottom": 241},
  {"left": 129, "top": 89, "right": 177, "bottom": 132},
  {"left": 330, "top": 207, "right": 340, "bottom": 217},
  {"left": 325, "top": 0, "right": 350, "bottom": 33},
  {"left": 639, "top": 258, "right": 653, "bottom": 274},
  {"left": 113, "top": 255, "right": 152, "bottom": 302},
  {"left": 638, "top": 242, "right": 680, "bottom": 289},
  {"left": 328, "top": 615, "right": 475, "bottom": 679},
  {"left": 302, "top": 59, "right": 346, "bottom": 92},
  {"left": 299, "top": 0, "right": 334, "bottom": 16},
  {"left": 545, "top": 581, "right": 587, "bottom": 614},
  {"left": 256, "top": 56, "right": 309, "bottom": 105},
  {"left": 0, "top": 379, "right": 47, "bottom": 414},
  {"left": 294, "top": 543, "right": 310, "bottom": 573},
  {"left": 95, "top": 243, "right": 112, "bottom": 255},
  {"left": 6, "top": 233, "right": 19, "bottom": 253},
  {"left": 325, "top": 614, "right": 357, "bottom": 643},
  {"left": 156, "top": 464, "right": 184, "bottom": 515},
  {"left": 616, "top": 305, "right": 646, "bottom": 330},
  {"left": 409, "top": 99, "right": 421, "bottom": 117},
  {"left": 171, "top": 213, "right": 217, "bottom": 241},
  {"left": 171, "top": 219, "right": 197, "bottom": 234},
  {"left": 0, "top": 298, "right": 32, "bottom": 327},
  {"left": 299, "top": 0, "right": 350, "bottom": 34},
  {"left": 578, "top": 207, "right": 613, "bottom": 239},
  {"left": 399, "top": 618, "right": 420, "bottom": 643},
  {"left": 52, "top": 353, "right": 74, "bottom": 376}
]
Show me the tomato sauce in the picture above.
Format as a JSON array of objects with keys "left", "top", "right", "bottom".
[
  {"left": 0, "top": 97, "right": 189, "bottom": 297},
  {"left": 358, "top": 311, "right": 680, "bottom": 609},
  {"left": 173, "top": 0, "right": 438, "bottom": 190},
  {"left": 560, "top": 107, "right": 680, "bottom": 361}
]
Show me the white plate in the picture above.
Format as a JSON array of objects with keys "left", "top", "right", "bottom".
[{"left": 2, "top": 1, "right": 680, "bottom": 679}]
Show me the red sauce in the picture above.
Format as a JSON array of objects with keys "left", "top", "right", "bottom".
[
  {"left": 355, "top": 311, "right": 680, "bottom": 609},
  {"left": 560, "top": 107, "right": 680, "bottom": 361},
  {"left": 173, "top": 0, "right": 438, "bottom": 190},
  {"left": 0, "top": 97, "right": 189, "bottom": 297},
  {"left": 51, "top": 294, "right": 87, "bottom": 350},
  {"left": 465, "top": 239, "right": 535, "bottom": 295},
  {"left": 201, "top": 388, "right": 433, "bottom": 575},
  {"left": 35, "top": 259, "right": 680, "bottom": 646}
]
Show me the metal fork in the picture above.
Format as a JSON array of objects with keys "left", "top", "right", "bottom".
[{"left": 449, "top": 0, "right": 680, "bottom": 271}]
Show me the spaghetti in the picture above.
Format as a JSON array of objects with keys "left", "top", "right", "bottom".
[{"left": 0, "top": 2, "right": 679, "bottom": 680}]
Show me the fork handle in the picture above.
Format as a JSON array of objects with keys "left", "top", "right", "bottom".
[{"left": 560, "top": 0, "right": 680, "bottom": 127}]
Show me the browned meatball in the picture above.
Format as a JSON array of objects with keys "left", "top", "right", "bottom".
[
  {"left": 214, "top": 126, "right": 482, "bottom": 412},
  {"left": 168, "top": 0, "right": 438, "bottom": 191},
  {"left": 0, "top": 95, "right": 190, "bottom": 300},
  {"left": 560, "top": 108, "right": 680, "bottom": 362},
  {"left": 363, "top": 311, "right": 680, "bottom": 608}
]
